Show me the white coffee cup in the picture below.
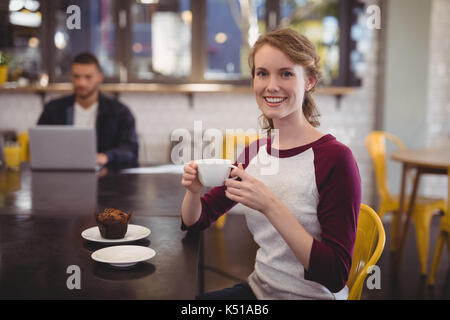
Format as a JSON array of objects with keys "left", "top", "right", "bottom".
[{"left": 195, "top": 159, "right": 238, "bottom": 187}]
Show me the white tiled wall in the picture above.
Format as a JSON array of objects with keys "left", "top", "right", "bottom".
[
  {"left": 423, "top": 0, "right": 450, "bottom": 198},
  {"left": 0, "top": 93, "right": 42, "bottom": 132}
]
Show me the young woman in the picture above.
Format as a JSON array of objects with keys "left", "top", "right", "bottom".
[{"left": 181, "top": 28, "right": 361, "bottom": 300}]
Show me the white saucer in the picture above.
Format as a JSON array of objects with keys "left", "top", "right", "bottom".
[
  {"left": 91, "top": 245, "right": 156, "bottom": 268},
  {"left": 81, "top": 224, "right": 151, "bottom": 243}
]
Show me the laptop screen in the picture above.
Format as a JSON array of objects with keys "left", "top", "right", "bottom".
[{"left": 29, "top": 126, "right": 97, "bottom": 170}]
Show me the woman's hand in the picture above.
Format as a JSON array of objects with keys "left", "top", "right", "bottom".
[
  {"left": 224, "top": 164, "right": 277, "bottom": 214},
  {"left": 181, "top": 161, "right": 203, "bottom": 194}
]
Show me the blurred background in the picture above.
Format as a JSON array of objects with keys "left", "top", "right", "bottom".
[{"left": 0, "top": 0, "right": 449, "bottom": 206}]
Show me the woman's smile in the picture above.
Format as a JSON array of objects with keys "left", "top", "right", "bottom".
[{"left": 264, "top": 96, "right": 288, "bottom": 107}]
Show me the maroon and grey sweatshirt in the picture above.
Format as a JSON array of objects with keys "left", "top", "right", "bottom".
[{"left": 182, "top": 134, "right": 361, "bottom": 299}]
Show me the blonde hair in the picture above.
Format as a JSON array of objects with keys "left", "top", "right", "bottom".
[{"left": 248, "top": 28, "right": 321, "bottom": 132}]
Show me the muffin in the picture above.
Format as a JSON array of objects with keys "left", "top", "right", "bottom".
[{"left": 95, "top": 208, "right": 131, "bottom": 239}]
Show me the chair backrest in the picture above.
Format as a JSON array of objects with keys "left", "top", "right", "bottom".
[
  {"left": 444, "top": 167, "right": 450, "bottom": 230},
  {"left": 222, "top": 132, "right": 259, "bottom": 161},
  {"left": 365, "top": 131, "right": 406, "bottom": 203},
  {"left": 18, "top": 131, "right": 30, "bottom": 162},
  {"left": 347, "top": 203, "right": 386, "bottom": 300}
]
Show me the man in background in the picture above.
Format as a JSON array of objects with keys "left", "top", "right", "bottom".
[{"left": 37, "top": 52, "right": 138, "bottom": 166}]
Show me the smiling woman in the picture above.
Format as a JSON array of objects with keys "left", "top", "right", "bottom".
[
  {"left": 248, "top": 28, "right": 322, "bottom": 135},
  {"left": 181, "top": 28, "right": 361, "bottom": 300}
]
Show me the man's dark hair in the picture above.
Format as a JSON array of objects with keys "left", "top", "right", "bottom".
[{"left": 72, "top": 52, "right": 102, "bottom": 72}]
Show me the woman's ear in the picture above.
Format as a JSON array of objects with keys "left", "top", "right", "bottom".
[{"left": 305, "top": 76, "right": 317, "bottom": 91}]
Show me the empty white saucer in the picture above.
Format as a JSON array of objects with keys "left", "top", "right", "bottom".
[
  {"left": 81, "top": 224, "right": 151, "bottom": 243},
  {"left": 91, "top": 245, "right": 156, "bottom": 268}
]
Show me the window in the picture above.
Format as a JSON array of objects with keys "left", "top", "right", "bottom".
[
  {"left": 51, "top": 0, "right": 118, "bottom": 81},
  {"left": 0, "top": 0, "right": 362, "bottom": 86},
  {"left": 205, "top": 0, "right": 266, "bottom": 80},
  {"left": 280, "top": 0, "right": 362, "bottom": 86},
  {"left": 129, "top": 0, "right": 191, "bottom": 81},
  {"left": 281, "top": 0, "right": 340, "bottom": 86},
  {"left": 1, "top": 0, "right": 43, "bottom": 82}
]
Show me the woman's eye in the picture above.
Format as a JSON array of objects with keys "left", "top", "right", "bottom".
[
  {"left": 281, "top": 71, "right": 293, "bottom": 78},
  {"left": 256, "top": 70, "right": 267, "bottom": 77}
]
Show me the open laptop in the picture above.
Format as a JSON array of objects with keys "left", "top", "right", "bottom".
[{"left": 29, "top": 126, "right": 98, "bottom": 171}]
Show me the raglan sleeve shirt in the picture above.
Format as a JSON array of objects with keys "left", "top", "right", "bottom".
[
  {"left": 181, "top": 137, "right": 361, "bottom": 293},
  {"left": 304, "top": 142, "right": 361, "bottom": 292}
]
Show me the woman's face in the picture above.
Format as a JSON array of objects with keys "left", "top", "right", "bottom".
[{"left": 253, "top": 44, "right": 313, "bottom": 124}]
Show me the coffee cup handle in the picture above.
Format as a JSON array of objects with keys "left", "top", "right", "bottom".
[{"left": 229, "top": 164, "right": 239, "bottom": 180}]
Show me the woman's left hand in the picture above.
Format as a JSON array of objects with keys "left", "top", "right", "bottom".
[{"left": 224, "top": 164, "right": 277, "bottom": 215}]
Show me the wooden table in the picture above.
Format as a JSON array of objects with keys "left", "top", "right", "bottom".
[
  {"left": 390, "top": 148, "right": 450, "bottom": 266},
  {"left": 0, "top": 165, "right": 201, "bottom": 299}
]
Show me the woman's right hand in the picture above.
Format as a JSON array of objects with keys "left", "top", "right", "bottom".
[{"left": 181, "top": 160, "right": 203, "bottom": 194}]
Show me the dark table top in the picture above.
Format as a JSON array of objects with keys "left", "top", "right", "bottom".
[
  {"left": 0, "top": 165, "right": 201, "bottom": 299},
  {"left": 0, "top": 164, "right": 186, "bottom": 216}
]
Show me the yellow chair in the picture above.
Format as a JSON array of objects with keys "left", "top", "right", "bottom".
[
  {"left": 18, "top": 132, "right": 30, "bottom": 162},
  {"left": 365, "top": 131, "right": 446, "bottom": 275},
  {"left": 347, "top": 204, "right": 386, "bottom": 300},
  {"left": 215, "top": 132, "right": 259, "bottom": 229},
  {"left": 428, "top": 168, "right": 450, "bottom": 285}
]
